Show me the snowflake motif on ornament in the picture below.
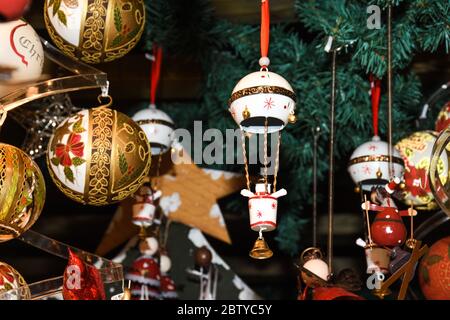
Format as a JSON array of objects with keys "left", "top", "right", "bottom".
[
  {"left": 362, "top": 165, "right": 371, "bottom": 175},
  {"left": 264, "top": 97, "right": 275, "bottom": 110}
]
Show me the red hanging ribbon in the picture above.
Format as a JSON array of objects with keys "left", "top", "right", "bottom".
[
  {"left": 260, "top": 0, "right": 270, "bottom": 59},
  {"left": 369, "top": 74, "right": 381, "bottom": 137},
  {"left": 150, "top": 45, "right": 163, "bottom": 106}
]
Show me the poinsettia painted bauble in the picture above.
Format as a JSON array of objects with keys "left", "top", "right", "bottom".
[
  {"left": 0, "top": 143, "right": 45, "bottom": 242},
  {"left": 0, "top": 261, "right": 30, "bottom": 300},
  {"left": 0, "top": 20, "right": 44, "bottom": 97},
  {"left": 47, "top": 107, "right": 151, "bottom": 206},
  {"left": 0, "top": 0, "right": 31, "bottom": 21},
  {"left": 132, "top": 107, "right": 175, "bottom": 155},
  {"left": 228, "top": 70, "right": 296, "bottom": 133},
  {"left": 419, "top": 236, "right": 450, "bottom": 300},
  {"left": 348, "top": 135, "right": 404, "bottom": 191},
  {"left": 435, "top": 101, "right": 450, "bottom": 133},
  {"left": 43, "top": 0, "right": 145, "bottom": 64},
  {"left": 395, "top": 131, "right": 448, "bottom": 210}
]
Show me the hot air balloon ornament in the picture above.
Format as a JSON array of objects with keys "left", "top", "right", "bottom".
[{"left": 229, "top": 0, "right": 296, "bottom": 259}]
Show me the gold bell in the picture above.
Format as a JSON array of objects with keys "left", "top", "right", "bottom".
[
  {"left": 242, "top": 106, "right": 250, "bottom": 120},
  {"left": 288, "top": 113, "right": 297, "bottom": 124},
  {"left": 249, "top": 236, "right": 273, "bottom": 260},
  {"left": 121, "top": 280, "right": 132, "bottom": 300},
  {"left": 399, "top": 182, "right": 406, "bottom": 190},
  {"left": 372, "top": 286, "right": 392, "bottom": 299},
  {"left": 121, "top": 287, "right": 131, "bottom": 300}
]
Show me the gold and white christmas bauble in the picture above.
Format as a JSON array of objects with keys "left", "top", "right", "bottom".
[
  {"left": 43, "top": 0, "right": 145, "bottom": 64},
  {"left": 0, "top": 261, "right": 30, "bottom": 300},
  {"left": 47, "top": 106, "right": 151, "bottom": 206},
  {"left": 0, "top": 20, "right": 44, "bottom": 97},
  {"left": 0, "top": 143, "right": 45, "bottom": 243},
  {"left": 228, "top": 70, "right": 296, "bottom": 133},
  {"left": 395, "top": 131, "right": 448, "bottom": 210},
  {"left": 348, "top": 136, "right": 404, "bottom": 191},
  {"left": 132, "top": 106, "right": 175, "bottom": 155}
]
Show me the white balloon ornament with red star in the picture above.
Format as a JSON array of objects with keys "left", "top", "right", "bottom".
[
  {"left": 348, "top": 135, "right": 404, "bottom": 191},
  {"left": 229, "top": 0, "right": 295, "bottom": 260}
]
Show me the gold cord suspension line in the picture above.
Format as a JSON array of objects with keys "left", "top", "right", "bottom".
[
  {"left": 263, "top": 118, "right": 269, "bottom": 192},
  {"left": 327, "top": 49, "right": 338, "bottom": 274},
  {"left": 312, "top": 126, "right": 320, "bottom": 247},
  {"left": 273, "top": 131, "right": 281, "bottom": 193},
  {"left": 241, "top": 130, "right": 251, "bottom": 190},
  {"left": 387, "top": 4, "right": 393, "bottom": 178}
]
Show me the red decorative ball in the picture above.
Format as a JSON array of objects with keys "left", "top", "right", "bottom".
[
  {"left": 419, "top": 236, "right": 450, "bottom": 300},
  {"left": 371, "top": 208, "right": 407, "bottom": 247},
  {"left": 0, "top": 0, "right": 31, "bottom": 21},
  {"left": 313, "top": 287, "right": 364, "bottom": 300},
  {"left": 435, "top": 101, "right": 450, "bottom": 133}
]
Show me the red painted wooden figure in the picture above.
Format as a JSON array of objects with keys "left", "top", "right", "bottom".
[{"left": 362, "top": 177, "right": 416, "bottom": 247}]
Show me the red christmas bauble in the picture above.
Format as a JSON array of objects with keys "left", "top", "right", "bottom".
[
  {"left": 313, "top": 286, "right": 364, "bottom": 300},
  {"left": 419, "top": 236, "right": 450, "bottom": 300},
  {"left": 371, "top": 208, "right": 407, "bottom": 247},
  {"left": 0, "top": 0, "right": 31, "bottom": 21},
  {"left": 62, "top": 249, "right": 106, "bottom": 300},
  {"left": 435, "top": 101, "right": 450, "bottom": 133}
]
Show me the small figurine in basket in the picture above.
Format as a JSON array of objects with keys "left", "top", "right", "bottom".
[{"left": 361, "top": 177, "right": 416, "bottom": 247}]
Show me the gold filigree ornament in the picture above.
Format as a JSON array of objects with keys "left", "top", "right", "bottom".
[
  {"left": 0, "top": 261, "right": 31, "bottom": 300},
  {"left": 0, "top": 138, "right": 46, "bottom": 243},
  {"left": 46, "top": 95, "right": 152, "bottom": 206},
  {"left": 44, "top": 0, "right": 146, "bottom": 64}
]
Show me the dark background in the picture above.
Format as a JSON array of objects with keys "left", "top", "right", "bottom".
[{"left": 0, "top": 0, "right": 449, "bottom": 300}]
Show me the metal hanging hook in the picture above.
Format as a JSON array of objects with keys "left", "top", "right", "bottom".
[{"left": 97, "top": 94, "right": 113, "bottom": 109}]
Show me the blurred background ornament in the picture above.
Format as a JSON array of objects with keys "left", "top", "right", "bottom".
[
  {"left": 133, "top": 107, "right": 175, "bottom": 156},
  {"left": 395, "top": 131, "right": 448, "bottom": 210},
  {"left": 0, "top": 261, "right": 30, "bottom": 300},
  {"left": 435, "top": 101, "right": 450, "bottom": 133},
  {"left": 298, "top": 247, "right": 329, "bottom": 289},
  {"left": 0, "top": 19, "right": 44, "bottom": 97},
  {"left": 159, "top": 251, "right": 178, "bottom": 299},
  {"left": 188, "top": 245, "right": 219, "bottom": 300},
  {"left": 430, "top": 126, "right": 450, "bottom": 217},
  {"left": 44, "top": 0, "right": 146, "bottom": 64},
  {"left": 133, "top": 45, "right": 175, "bottom": 157},
  {"left": 131, "top": 182, "right": 162, "bottom": 228},
  {"left": 125, "top": 237, "right": 161, "bottom": 300},
  {"left": 418, "top": 236, "right": 450, "bottom": 300},
  {"left": 9, "top": 94, "right": 81, "bottom": 159},
  {"left": 0, "top": 143, "right": 45, "bottom": 242},
  {"left": 0, "top": 0, "right": 31, "bottom": 21},
  {"left": 46, "top": 97, "right": 151, "bottom": 206}
]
